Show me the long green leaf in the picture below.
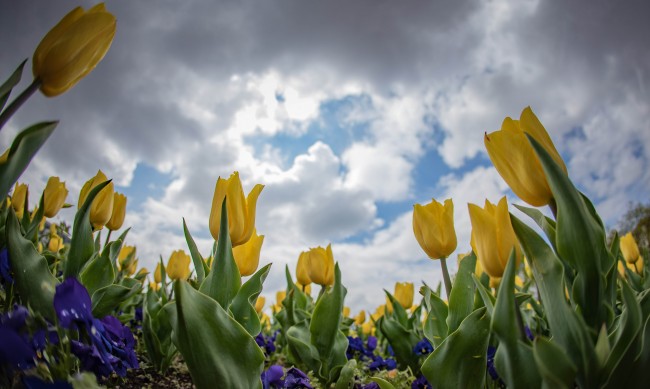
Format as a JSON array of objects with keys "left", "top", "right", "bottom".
[
  {"left": 5, "top": 209, "right": 58, "bottom": 320},
  {"left": 183, "top": 218, "right": 205, "bottom": 283},
  {"left": 230, "top": 263, "right": 272, "bottom": 336},
  {"left": 533, "top": 337, "right": 577, "bottom": 389},
  {"left": 0, "top": 60, "right": 26, "bottom": 112},
  {"left": 421, "top": 307, "right": 490, "bottom": 389},
  {"left": 422, "top": 284, "right": 449, "bottom": 347},
  {"left": 446, "top": 252, "right": 477, "bottom": 334},
  {"left": 79, "top": 250, "right": 115, "bottom": 297},
  {"left": 378, "top": 315, "right": 421, "bottom": 373},
  {"left": 0, "top": 121, "right": 57, "bottom": 197},
  {"left": 513, "top": 204, "right": 557, "bottom": 250},
  {"left": 91, "top": 278, "right": 141, "bottom": 318},
  {"left": 166, "top": 280, "right": 264, "bottom": 389}
]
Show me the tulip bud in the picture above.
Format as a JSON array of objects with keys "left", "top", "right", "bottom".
[
  {"left": 276, "top": 290, "right": 286, "bottom": 306},
  {"left": 117, "top": 245, "right": 136, "bottom": 270},
  {"left": 361, "top": 321, "right": 374, "bottom": 336},
  {"left": 485, "top": 107, "right": 567, "bottom": 207},
  {"left": 306, "top": 244, "right": 335, "bottom": 287},
  {"left": 209, "top": 172, "right": 264, "bottom": 247},
  {"left": 154, "top": 262, "right": 163, "bottom": 284},
  {"left": 78, "top": 170, "right": 114, "bottom": 230},
  {"left": 166, "top": 250, "right": 190, "bottom": 280},
  {"left": 296, "top": 283, "right": 312, "bottom": 295},
  {"left": 343, "top": 306, "right": 350, "bottom": 318},
  {"left": 413, "top": 198, "right": 457, "bottom": 259},
  {"left": 394, "top": 282, "right": 414, "bottom": 309},
  {"left": 255, "top": 296, "right": 265, "bottom": 314},
  {"left": 106, "top": 192, "right": 127, "bottom": 231},
  {"left": 125, "top": 259, "right": 138, "bottom": 277},
  {"left": 48, "top": 235, "right": 64, "bottom": 252},
  {"left": 232, "top": 229, "right": 264, "bottom": 277},
  {"left": 354, "top": 310, "right": 366, "bottom": 325},
  {"left": 635, "top": 256, "right": 645, "bottom": 275},
  {"left": 11, "top": 183, "right": 28, "bottom": 219},
  {"left": 149, "top": 281, "right": 160, "bottom": 292},
  {"left": 43, "top": 177, "right": 68, "bottom": 218},
  {"left": 32, "top": 3, "right": 116, "bottom": 97},
  {"left": 468, "top": 197, "right": 522, "bottom": 278},
  {"left": 296, "top": 251, "right": 312, "bottom": 286},
  {"left": 620, "top": 232, "right": 642, "bottom": 264}
]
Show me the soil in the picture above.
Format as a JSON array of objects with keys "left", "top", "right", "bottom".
[{"left": 101, "top": 358, "right": 194, "bottom": 389}]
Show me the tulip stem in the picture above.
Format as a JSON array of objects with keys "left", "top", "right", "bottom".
[
  {"left": 0, "top": 78, "right": 41, "bottom": 131},
  {"left": 440, "top": 256, "right": 452, "bottom": 299}
]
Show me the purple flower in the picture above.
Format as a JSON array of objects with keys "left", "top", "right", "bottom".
[
  {"left": 261, "top": 364, "right": 285, "bottom": 389},
  {"left": 366, "top": 336, "right": 377, "bottom": 352},
  {"left": 411, "top": 375, "right": 432, "bottom": 389},
  {"left": 413, "top": 338, "right": 433, "bottom": 356},
  {"left": 358, "top": 383, "right": 380, "bottom": 389},
  {"left": 256, "top": 332, "right": 277, "bottom": 355},
  {"left": 53, "top": 278, "right": 94, "bottom": 330},
  {"left": 368, "top": 355, "right": 397, "bottom": 371},
  {"left": 71, "top": 340, "right": 115, "bottom": 378},
  {"left": 346, "top": 336, "right": 365, "bottom": 359},
  {"left": 0, "top": 325, "right": 35, "bottom": 370},
  {"left": 487, "top": 345, "right": 503, "bottom": 384},
  {"left": 284, "top": 367, "right": 313, "bottom": 389},
  {"left": 524, "top": 326, "right": 535, "bottom": 341},
  {"left": 0, "top": 248, "right": 12, "bottom": 284},
  {"left": 1, "top": 305, "right": 29, "bottom": 330}
]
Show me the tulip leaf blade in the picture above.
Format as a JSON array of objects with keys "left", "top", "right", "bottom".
[
  {"left": 369, "top": 377, "right": 396, "bottom": 389},
  {"left": 79, "top": 248, "right": 115, "bottom": 297},
  {"left": 0, "top": 121, "right": 57, "bottom": 198},
  {"left": 65, "top": 180, "right": 111, "bottom": 279},
  {"left": 513, "top": 203, "right": 557, "bottom": 249},
  {"left": 230, "top": 263, "right": 272, "bottom": 336},
  {"left": 421, "top": 307, "right": 490, "bottom": 389},
  {"left": 5, "top": 208, "right": 59, "bottom": 320},
  {"left": 90, "top": 278, "right": 141, "bottom": 318},
  {"left": 199, "top": 198, "right": 241, "bottom": 308},
  {"left": 334, "top": 359, "right": 357, "bottom": 389},
  {"left": 142, "top": 289, "right": 177, "bottom": 373},
  {"left": 378, "top": 315, "right": 421, "bottom": 373},
  {"left": 286, "top": 320, "right": 320, "bottom": 373},
  {"left": 183, "top": 218, "right": 205, "bottom": 283},
  {"left": 0, "top": 59, "right": 26, "bottom": 112},
  {"left": 446, "top": 252, "right": 477, "bottom": 334},
  {"left": 384, "top": 290, "right": 409, "bottom": 326},
  {"left": 532, "top": 337, "right": 577, "bottom": 389},
  {"left": 165, "top": 280, "right": 265, "bottom": 389},
  {"left": 422, "top": 284, "right": 449, "bottom": 347},
  {"left": 472, "top": 273, "right": 495, "bottom": 317}
]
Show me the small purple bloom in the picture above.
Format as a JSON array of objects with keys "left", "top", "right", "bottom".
[
  {"left": 366, "top": 336, "right": 377, "bottom": 352},
  {"left": 359, "top": 383, "right": 380, "bottom": 389},
  {"left": 411, "top": 375, "right": 432, "bottom": 389},
  {"left": 70, "top": 340, "right": 115, "bottom": 377},
  {"left": 284, "top": 367, "right": 313, "bottom": 389},
  {"left": 0, "top": 325, "right": 35, "bottom": 370},
  {"left": 0, "top": 248, "right": 12, "bottom": 284},
  {"left": 261, "top": 364, "right": 284, "bottom": 389},
  {"left": 413, "top": 338, "right": 433, "bottom": 356},
  {"left": 53, "top": 277, "right": 94, "bottom": 330},
  {"left": 346, "top": 336, "right": 365, "bottom": 359},
  {"left": 1, "top": 305, "right": 29, "bottom": 331},
  {"left": 385, "top": 358, "right": 397, "bottom": 370},
  {"left": 524, "top": 326, "right": 534, "bottom": 341},
  {"left": 487, "top": 345, "right": 503, "bottom": 384}
]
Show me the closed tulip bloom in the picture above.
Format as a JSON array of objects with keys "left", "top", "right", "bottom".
[
  {"left": 48, "top": 235, "right": 64, "bottom": 252},
  {"left": 394, "top": 282, "right": 414, "bottom": 309},
  {"left": 468, "top": 197, "right": 522, "bottom": 279},
  {"left": 43, "top": 176, "right": 68, "bottom": 218},
  {"left": 485, "top": 107, "right": 567, "bottom": 207},
  {"left": 125, "top": 259, "right": 138, "bottom": 277},
  {"left": 78, "top": 170, "right": 114, "bottom": 230},
  {"left": 343, "top": 306, "right": 351, "bottom": 318},
  {"left": 255, "top": 296, "right": 265, "bottom": 314},
  {"left": 209, "top": 172, "right": 264, "bottom": 247},
  {"left": 106, "top": 192, "right": 127, "bottom": 231},
  {"left": 117, "top": 245, "right": 136, "bottom": 270},
  {"left": 32, "top": 3, "right": 116, "bottom": 97},
  {"left": 11, "top": 183, "right": 28, "bottom": 219},
  {"left": 296, "top": 251, "right": 312, "bottom": 286},
  {"left": 354, "top": 310, "right": 366, "bottom": 325},
  {"left": 413, "top": 198, "right": 457, "bottom": 259},
  {"left": 232, "top": 229, "right": 264, "bottom": 277},
  {"left": 307, "top": 244, "right": 335, "bottom": 287},
  {"left": 620, "top": 233, "right": 641, "bottom": 264},
  {"left": 361, "top": 321, "right": 374, "bottom": 336},
  {"left": 166, "top": 250, "right": 190, "bottom": 280},
  {"left": 154, "top": 262, "right": 163, "bottom": 284},
  {"left": 149, "top": 282, "right": 160, "bottom": 292},
  {"left": 296, "top": 283, "right": 312, "bottom": 295},
  {"left": 635, "top": 256, "right": 645, "bottom": 274}
]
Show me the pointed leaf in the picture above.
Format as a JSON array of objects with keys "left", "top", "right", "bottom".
[
  {"left": 422, "top": 285, "right": 449, "bottom": 347},
  {"left": 533, "top": 337, "right": 577, "bottom": 389},
  {"left": 513, "top": 204, "right": 557, "bottom": 250},
  {"left": 183, "top": 218, "right": 205, "bottom": 283},
  {"left": 0, "top": 60, "right": 26, "bottom": 112},
  {"left": 230, "top": 263, "right": 272, "bottom": 336},
  {"left": 446, "top": 252, "right": 477, "bottom": 334}
]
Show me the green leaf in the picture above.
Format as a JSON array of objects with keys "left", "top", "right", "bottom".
[
  {"left": 369, "top": 377, "right": 396, "bottom": 389},
  {"left": 421, "top": 307, "right": 490, "bottom": 389},
  {"left": 0, "top": 60, "right": 26, "bottom": 112},
  {"left": 533, "top": 337, "right": 577, "bottom": 389},
  {"left": 0, "top": 121, "right": 57, "bottom": 198},
  {"left": 594, "top": 325, "right": 610, "bottom": 368},
  {"left": 24, "top": 195, "right": 45, "bottom": 242},
  {"left": 472, "top": 273, "right": 495, "bottom": 317},
  {"left": 199, "top": 198, "right": 241, "bottom": 308},
  {"left": 513, "top": 203, "right": 557, "bottom": 250},
  {"left": 446, "top": 252, "right": 477, "bottom": 334},
  {"left": 183, "top": 218, "right": 205, "bottom": 283},
  {"left": 384, "top": 290, "right": 409, "bottom": 327},
  {"left": 378, "top": 315, "right": 421, "bottom": 373},
  {"left": 79, "top": 249, "right": 115, "bottom": 297},
  {"left": 491, "top": 250, "right": 541, "bottom": 388},
  {"left": 5, "top": 208, "right": 58, "bottom": 320},
  {"left": 230, "top": 263, "right": 272, "bottom": 336},
  {"left": 142, "top": 290, "right": 177, "bottom": 373},
  {"left": 91, "top": 279, "right": 141, "bottom": 318},
  {"left": 64, "top": 180, "right": 111, "bottom": 279},
  {"left": 422, "top": 284, "right": 449, "bottom": 347},
  {"left": 511, "top": 213, "right": 597, "bottom": 388},
  {"left": 527, "top": 134, "right": 613, "bottom": 329},
  {"left": 334, "top": 359, "right": 357, "bottom": 389},
  {"left": 286, "top": 320, "right": 321, "bottom": 373},
  {"left": 165, "top": 280, "right": 264, "bottom": 389}
]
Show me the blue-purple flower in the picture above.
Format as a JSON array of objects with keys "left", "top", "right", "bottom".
[
  {"left": 284, "top": 367, "right": 313, "bottom": 389},
  {"left": 53, "top": 277, "right": 94, "bottom": 330},
  {"left": 368, "top": 355, "right": 396, "bottom": 371},
  {"left": 411, "top": 375, "right": 432, "bottom": 389},
  {"left": 256, "top": 331, "right": 278, "bottom": 355},
  {"left": 0, "top": 305, "right": 35, "bottom": 371},
  {"left": 0, "top": 248, "right": 13, "bottom": 284},
  {"left": 261, "top": 365, "right": 285, "bottom": 389},
  {"left": 413, "top": 338, "right": 433, "bottom": 356}
]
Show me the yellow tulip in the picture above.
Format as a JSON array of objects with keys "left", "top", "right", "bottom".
[
  {"left": 78, "top": 170, "right": 114, "bottom": 230},
  {"left": 361, "top": 321, "right": 375, "bottom": 336},
  {"left": 489, "top": 277, "right": 502, "bottom": 289},
  {"left": 166, "top": 250, "right": 191, "bottom": 280},
  {"left": 0, "top": 149, "right": 8, "bottom": 164},
  {"left": 296, "top": 251, "right": 312, "bottom": 286},
  {"left": 149, "top": 281, "right": 160, "bottom": 292},
  {"left": 136, "top": 267, "right": 149, "bottom": 278},
  {"left": 468, "top": 197, "right": 522, "bottom": 278},
  {"left": 255, "top": 296, "right": 265, "bottom": 313},
  {"left": 11, "top": 183, "right": 28, "bottom": 219},
  {"left": 261, "top": 313, "right": 271, "bottom": 330},
  {"left": 306, "top": 244, "right": 335, "bottom": 287},
  {"left": 354, "top": 310, "right": 366, "bottom": 325},
  {"left": 276, "top": 290, "right": 286, "bottom": 306},
  {"left": 620, "top": 232, "right": 641, "bottom": 264},
  {"left": 635, "top": 256, "right": 645, "bottom": 274},
  {"left": 232, "top": 229, "right": 264, "bottom": 276},
  {"left": 154, "top": 262, "right": 163, "bottom": 284},
  {"left": 48, "top": 234, "right": 64, "bottom": 252},
  {"left": 106, "top": 192, "right": 127, "bottom": 231},
  {"left": 32, "top": 3, "right": 116, "bottom": 97},
  {"left": 372, "top": 305, "right": 386, "bottom": 322},
  {"left": 125, "top": 259, "right": 138, "bottom": 277},
  {"left": 394, "top": 282, "right": 414, "bottom": 309},
  {"left": 296, "top": 283, "right": 312, "bottom": 295},
  {"left": 117, "top": 245, "right": 136, "bottom": 270},
  {"left": 413, "top": 198, "right": 457, "bottom": 259},
  {"left": 343, "top": 306, "right": 350, "bottom": 317},
  {"left": 209, "top": 172, "right": 264, "bottom": 247},
  {"left": 43, "top": 176, "right": 68, "bottom": 218},
  {"left": 485, "top": 107, "right": 567, "bottom": 207}
]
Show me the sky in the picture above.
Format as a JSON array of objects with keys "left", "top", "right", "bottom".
[{"left": 1, "top": 0, "right": 649, "bottom": 313}]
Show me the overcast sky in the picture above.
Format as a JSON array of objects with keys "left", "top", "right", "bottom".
[{"left": 1, "top": 0, "right": 649, "bottom": 312}]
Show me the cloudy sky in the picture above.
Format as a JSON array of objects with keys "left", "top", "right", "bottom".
[{"left": 1, "top": 0, "right": 649, "bottom": 312}]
